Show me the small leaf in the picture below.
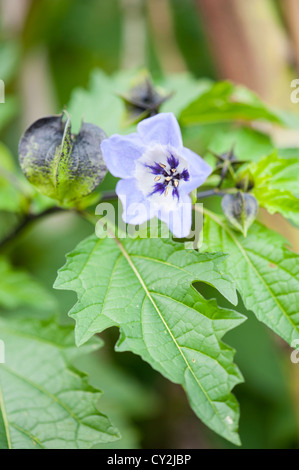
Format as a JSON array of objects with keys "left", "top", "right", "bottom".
[{"left": 18, "top": 113, "right": 107, "bottom": 206}]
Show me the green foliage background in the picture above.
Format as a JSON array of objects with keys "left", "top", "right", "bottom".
[{"left": 1, "top": 0, "right": 299, "bottom": 449}]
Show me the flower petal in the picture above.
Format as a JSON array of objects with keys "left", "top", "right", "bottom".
[
  {"left": 116, "top": 178, "right": 156, "bottom": 225},
  {"left": 101, "top": 133, "right": 145, "bottom": 179},
  {"left": 180, "top": 147, "right": 212, "bottom": 193},
  {"left": 137, "top": 113, "right": 183, "bottom": 148},
  {"left": 158, "top": 194, "right": 192, "bottom": 238}
]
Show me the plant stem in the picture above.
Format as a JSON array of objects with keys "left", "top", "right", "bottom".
[
  {"left": 0, "top": 207, "right": 65, "bottom": 251},
  {"left": 196, "top": 188, "right": 227, "bottom": 199},
  {"left": 0, "top": 188, "right": 230, "bottom": 250},
  {"left": 99, "top": 188, "right": 228, "bottom": 202}
]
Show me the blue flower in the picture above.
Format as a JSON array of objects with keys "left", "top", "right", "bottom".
[{"left": 101, "top": 113, "right": 212, "bottom": 237}]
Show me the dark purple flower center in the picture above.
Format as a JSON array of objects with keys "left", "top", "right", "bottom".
[{"left": 145, "top": 153, "right": 189, "bottom": 200}]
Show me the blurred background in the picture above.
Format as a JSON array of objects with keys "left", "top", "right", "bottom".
[{"left": 1, "top": 0, "right": 299, "bottom": 449}]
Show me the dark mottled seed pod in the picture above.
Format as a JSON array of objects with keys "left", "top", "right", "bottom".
[
  {"left": 19, "top": 113, "right": 107, "bottom": 205},
  {"left": 221, "top": 191, "right": 258, "bottom": 236}
]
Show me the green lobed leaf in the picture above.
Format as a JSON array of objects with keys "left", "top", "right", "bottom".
[
  {"left": 0, "top": 315, "right": 120, "bottom": 449},
  {"left": 54, "top": 234, "right": 245, "bottom": 445},
  {"left": 201, "top": 208, "right": 299, "bottom": 345},
  {"left": 239, "top": 152, "right": 299, "bottom": 225},
  {"left": 254, "top": 187, "right": 299, "bottom": 226},
  {"left": 250, "top": 152, "right": 299, "bottom": 194}
]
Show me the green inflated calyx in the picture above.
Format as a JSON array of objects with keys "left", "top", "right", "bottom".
[
  {"left": 221, "top": 191, "right": 258, "bottom": 236},
  {"left": 18, "top": 112, "right": 107, "bottom": 206}
]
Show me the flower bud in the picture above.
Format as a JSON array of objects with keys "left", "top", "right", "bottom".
[
  {"left": 19, "top": 113, "right": 107, "bottom": 206},
  {"left": 221, "top": 191, "right": 258, "bottom": 236},
  {"left": 236, "top": 172, "right": 254, "bottom": 192}
]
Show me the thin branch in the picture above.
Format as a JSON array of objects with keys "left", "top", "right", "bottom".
[
  {"left": 0, "top": 207, "right": 65, "bottom": 251},
  {"left": 196, "top": 189, "right": 227, "bottom": 199},
  {"left": 100, "top": 188, "right": 228, "bottom": 202}
]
